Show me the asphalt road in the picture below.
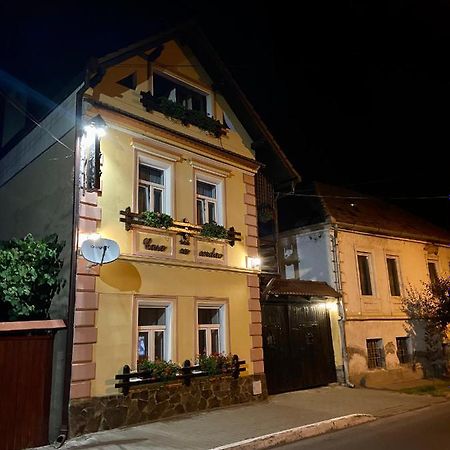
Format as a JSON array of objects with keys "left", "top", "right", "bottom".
[{"left": 276, "top": 402, "right": 450, "bottom": 450}]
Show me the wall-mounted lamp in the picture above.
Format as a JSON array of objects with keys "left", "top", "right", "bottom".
[
  {"left": 246, "top": 256, "right": 261, "bottom": 270},
  {"left": 82, "top": 114, "right": 107, "bottom": 192},
  {"left": 84, "top": 114, "right": 107, "bottom": 137}
]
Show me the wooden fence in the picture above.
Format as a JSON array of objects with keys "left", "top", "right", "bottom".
[{"left": 115, "top": 355, "right": 245, "bottom": 395}]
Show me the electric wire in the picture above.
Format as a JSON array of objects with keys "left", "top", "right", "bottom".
[
  {"left": 0, "top": 89, "right": 74, "bottom": 156},
  {"left": 0, "top": 90, "right": 447, "bottom": 202}
]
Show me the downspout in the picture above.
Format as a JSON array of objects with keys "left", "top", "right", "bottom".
[
  {"left": 330, "top": 224, "right": 354, "bottom": 388},
  {"left": 55, "top": 61, "right": 101, "bottom": 447}
]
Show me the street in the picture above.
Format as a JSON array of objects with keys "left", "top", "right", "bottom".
[{"left": 276, "top": 402, "right": 450, "bottom": 450}]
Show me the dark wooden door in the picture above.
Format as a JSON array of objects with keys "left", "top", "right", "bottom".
[
  {"left": 0, "top": 334, "right": 54, "bottom": 450},
  {"left": 262, "top": 300, "right": 336, "bottom": 394}
]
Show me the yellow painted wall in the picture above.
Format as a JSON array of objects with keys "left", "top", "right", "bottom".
[
  {"left": 90, "top": 40, "right": 253, "bottom": 159},
  {"left": 96, "top": 126, "right": 249, "bottom": 269},
  {"left": 81, "top": 37, "right": 262, "bottom": 397},
  {"left": 92, "top": 263, "right": 252, "bottom": 396},
  {"left": 338, "top": 230, "right": 450, "bottom": 319},
  {"left": 338, "top": 229, "right": 450, "bottom": 376}
]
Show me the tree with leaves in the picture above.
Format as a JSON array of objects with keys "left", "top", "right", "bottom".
[{"left": 402, "top": 276, "right": 450, "bottom": 377}]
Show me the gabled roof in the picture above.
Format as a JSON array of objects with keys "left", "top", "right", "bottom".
[
  {"left": 86, "top": 21, "right": 300, "bottom": 187},
  {"left": 316, "top": 182, "right": 450, "bottom": 244},
  {"left": 266, "top": 279, "right": 340, "bottom": 298},
  {"left": 1, "top": 21, "right": 300, "bottom": 188}
]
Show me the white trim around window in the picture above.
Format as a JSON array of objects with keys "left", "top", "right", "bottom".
[
  {"left": 151, "top": 66, "right": 214, "bottom": 117},
  {"left": 135, "top": 298, "right": 175, "bottom": 365},
  {"left": 135, "top": 152, "right": 174, "bottom": 216},
  {"left": 195, "top": 171, "right": 225, "bottom": 226},
  {"left": 196, "top": 301, "right": 228, "bottom": 356}
]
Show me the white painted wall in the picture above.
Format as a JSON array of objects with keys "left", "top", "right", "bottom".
[{"left": 279, "top": 226, "right": 335, "bottom": 287}]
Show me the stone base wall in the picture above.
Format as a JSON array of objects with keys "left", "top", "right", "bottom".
[{"left": 69, "top": 374, "right": 267, "bottom": 437}]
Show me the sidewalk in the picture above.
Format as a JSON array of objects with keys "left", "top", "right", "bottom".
[{"left": 36, "top": 385, "right": 448, "bottom": 450}]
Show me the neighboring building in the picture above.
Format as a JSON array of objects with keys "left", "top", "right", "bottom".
[
  {"left": 0, "top": 23, "right": 299, "bottom": 444},
  {"left": 256, "top": 176, "right": 343, "bottom": 394},
  {"left": 278, "top": 182, "right": 450, "bottom": 386}
]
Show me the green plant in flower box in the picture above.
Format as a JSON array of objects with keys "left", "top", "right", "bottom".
[
  {"left": 138, "top": 359, "right": 181, "bottom": 381},
  {"left": 197, "top": 352, "right": 234, "bottom": 375},
  {"left": 200, "top": 221, "right": 228, "bottom": 240},
  {"left": 140, "top": 211, "right": 173, "bottom": 229}
]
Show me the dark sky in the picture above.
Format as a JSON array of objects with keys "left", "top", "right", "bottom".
[{"left": 1, "top": 1, "right": 449, "bottom": 229}]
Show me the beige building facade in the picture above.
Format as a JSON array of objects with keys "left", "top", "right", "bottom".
[{"left": 278, "top": 182, "right": 450, "bottom": 386}]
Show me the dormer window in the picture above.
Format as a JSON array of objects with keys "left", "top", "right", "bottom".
[{"left": 153, "top": 73, "right": 207, "bottom": 114}]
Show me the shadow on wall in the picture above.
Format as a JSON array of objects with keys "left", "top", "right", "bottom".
[{"left": 100, "top": 261, "right": 141, "bottom": 291}]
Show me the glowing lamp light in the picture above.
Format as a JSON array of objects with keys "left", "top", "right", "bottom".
[
  {"left": 83, "top": 114, "right": 107, "bottom": 137},
  {"left": 246, "top": 256, "right": 261, "bottom": 270}
]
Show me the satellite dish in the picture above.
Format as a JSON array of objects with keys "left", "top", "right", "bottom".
[{"left": 81, "top": 238, "right": 120, "bottom": 265}]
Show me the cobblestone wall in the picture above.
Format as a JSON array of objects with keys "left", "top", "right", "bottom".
[{"left": 69, "top": 374, "right": 267, "bottom": 437}]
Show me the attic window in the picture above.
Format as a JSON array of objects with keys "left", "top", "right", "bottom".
[
  {"left": 118, "top": 72, "right": 137, "bottom": 90},
  {"left": 153, "top": 73, "right": 207, "bottom": 114}
]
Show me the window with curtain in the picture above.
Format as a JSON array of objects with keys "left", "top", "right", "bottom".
[
  {"left": 137, "top": 306, "right": 167, "bottom": 362},
  {"left": 197, "top": 306, "right": 224, "bottom": 355},
  {"left": 138, "top": 163, "right": 165, "bottom": 214},
  {"left": 196, "top": 180, "right": 218, "bottom": 225}
]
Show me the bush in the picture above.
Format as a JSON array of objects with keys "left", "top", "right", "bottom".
[
  {"left": 0, "top": 234, "right": 65, "bottom": 321},
  {"left": 137, "top": 359, "right": 180, "bottom": 381},
  {"left": 140, "top": 211, "right": 173, "bottom": 229}
]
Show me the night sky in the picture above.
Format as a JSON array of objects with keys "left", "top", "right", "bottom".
[{"left": 1, "top": 1, "right": 449, "bottom": 229}]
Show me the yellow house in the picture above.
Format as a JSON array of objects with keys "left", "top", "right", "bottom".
[
  {"left": 68, "top": 25, "right": 299, "bottom": 434},
  {"left": 278, "top": 182, "right": 450, "bottom": 387}
]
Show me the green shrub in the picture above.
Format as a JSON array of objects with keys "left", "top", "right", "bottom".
[
  {"left": 137, "top": 359, "right": 180, "bottom": 381},
  {"left": 200, "top": 221, "right": 228, "bottom": 240},
  {"left": 140, "top": 211, "right": 174, "bottom": 229},
  {"left": 0, "top": 234, "right": 65, "bottom": 321}
]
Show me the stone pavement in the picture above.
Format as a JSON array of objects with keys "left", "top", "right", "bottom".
[{"left": 35, "top": 385, "right": 448, "bottom": 450}]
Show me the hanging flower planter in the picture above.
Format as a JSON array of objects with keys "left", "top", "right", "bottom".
[{"left": 140, "top": 92, "right": 228, "bottom": 138}]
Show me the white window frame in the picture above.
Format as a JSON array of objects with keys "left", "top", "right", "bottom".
[
  {"left": 136, "top": 154, "right": 173, "bottom": 216},
  {"left": 356, "top": 251, "right": 375, "bottom": 296},
  {"left": 195, "top": 172, "right": 224, "bottom": 226},
  {"left": 151, "top": 68, "right": 213, "bottom": 116},
  {"left": 196, "top": 303, "right": 227, "bottom": 356},
  {"left": 427, "top": 259, "right": 439, "bottom": 283},
  {"left": 137, "top": 299, "right": 174, "bottom": 362}
]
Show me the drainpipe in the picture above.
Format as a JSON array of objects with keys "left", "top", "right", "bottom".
[
  {"left": 54, "top": 61, "right": 102, "bottom": 447},
  {"left": 330, "top": 224, "right": 354, "bottom": 388}
]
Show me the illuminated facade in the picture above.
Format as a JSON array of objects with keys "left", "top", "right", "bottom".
[{"left": 0, "top": 25, "right": 299, "bottom": 440}]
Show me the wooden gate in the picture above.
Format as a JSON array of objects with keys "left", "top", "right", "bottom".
[
  {"left": 0, "top": 333, "right": 54, "bottom": 450},
  {"left": 262, "top": 299, "right": 336, "bottom": 394}
]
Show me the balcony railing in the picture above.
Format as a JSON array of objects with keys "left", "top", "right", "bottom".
[{"left": 119, "top": 207, "right": 241, "bottom": 246}]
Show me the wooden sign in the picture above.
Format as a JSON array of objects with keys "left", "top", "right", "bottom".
[
  {"left": 134, "top": 230, "right": 174, "bottom": 257},
  {"left": 196, "top": 239, "right": 226, "bottom": 264}
]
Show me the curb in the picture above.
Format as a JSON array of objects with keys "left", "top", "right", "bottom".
[{"left": 211, "top": 413, "right": 377, "bottom": 450}]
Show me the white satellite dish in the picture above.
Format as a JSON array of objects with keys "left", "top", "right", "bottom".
[{"left": 81, "top": 238, "right": 120, "bottom": 265}]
